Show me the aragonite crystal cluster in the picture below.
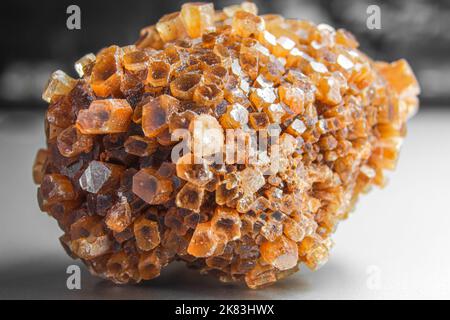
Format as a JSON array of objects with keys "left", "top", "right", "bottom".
[{"left": 33, "top": 2, "right": 419, "bottom": 288}]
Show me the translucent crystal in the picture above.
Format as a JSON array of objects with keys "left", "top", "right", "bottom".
[
  {"left": 298, "top": 236, "right": 332, "bottom": 271},
  {"left": 42, "top": 70, "right": 77, "bottom": 103},
  {"left": 219, "top": 103, "right": 249, "bottom": 129},
  {"left": 134, "top": 215, "right": 161, "bottom": 251},
  {"left": 249, "top": 87, "right": 276, "bottom": 110},
  {"left": 176, "top": 153, "right": 214, "bottom": 187},
  {"left": 40, "top": 174, "right": 76, "bottom": 204},
  {"left": 70, "top": 216, "right": 112, "bottom": 260},
  {"left": 34, "top": 1, "right": 420, "bottom": 289},
  {"left": 187, "top": 222, "right": 219, "bottom": 257},
  {"left": 189, "top": 114, "right": 224, "bottom": 156},
  {"left": 124, "top": 135, "right": 158, "bottom": 157},
  {"left": 193, "top": 83, "right": 223, "bottom": 107},
  {"left": 180, "top": 2, "right": 215, "bottom": 38},
  {"left": 76, "top": 99, "right": 133, "bottom": 134},
  {"left": 278, "top": 84, "right": 305, "bottom": 115},
  {"left": 248, "top": 112, "right": 269, "bottom": 130},
  {"left": 260, "top": 235, "right": 298, "bottom": 270},
  {"left": 90, "top": 45, "right": 122, "bottom": 97},
  {"left": 138, "top": 250, "right": 163, "bottom": 280},
  {"left": 175, "top": 182, "right": 205, "bottom": 213},
  {"left": 376, "top": 59, "right": 420, "bottom": 117},
  {"left": 75, "top": 53, "right": 96, "bottom": 77},
  {"left": 286, "top": 119, "right": 306, "bottom": 136},
  {"left": 32, "top": 149, "right": 48, "bottom": 184},
  {"left": 156, "top": 12, "right": 187, "bottom": 42},
  {"left": 231, "top": 11, "right": 265, "bottom": 38},
  {"left": 264, "top": 103, "right": 285, "bottom": 123},
  {"left": 211, "top": 207, "right": 242, "bottom": 241},
  {"left": 142, "top": 94, "right": 180, "bottom": 138},
  {"left": 245, "top": 263, "right": 277, "bottom": 289},
  {"left": 224, "top": 1, "right": 258, "bottom": 17},
  {"left": 136, "top": 25, "right": 164, "bottom": 49},
  {"left": 239, "top": 167, "right": 265, "bottom": 195},
  {"left": 105, "top": 198, "right": 132, "bottom": 233},
  {"left": 57, "top": 125, "right": 93, "bottom": 157},
  {"left": 170, "top": 72, "right": 202, "bottom": 100},
  {"left": 132, "top": 168, "right": 173, "bottom": 204},
  {"left": 146, "top": 60, "right": 171, "bottom": 87}
]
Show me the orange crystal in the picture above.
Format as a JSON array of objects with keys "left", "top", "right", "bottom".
[
  {"left": 76, "top": 99, "right": 133, "bottom": 134},
  {"left": 34, "top": 1, "right": 419, "bottom": 289}
]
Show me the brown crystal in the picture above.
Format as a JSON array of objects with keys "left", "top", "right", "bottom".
[
  {"left": 124, "top": 135, "right": 158, "bottom": 157},
  {"left": 32, "top": 149, "right": 48, "bottom": 184},
  {"left": 187, "top": 222, "right": 219, "bottom": 257},
  {"left": 170, "top": 73, "right": 202, "bottom": 100},
  {"left": 57, "top": 125, "right": 93, "bottom": 157},
  {"left": 34, "top": 1, "right": 419, "bottom": 289},
  {"left": 180, "top": 2, "right": 215, "bottom": 38},
  {"left": 156, "top": 12, "right": 187, "bottom": 43},
  {"left": 176, "top": 182, "right": 205, "bottom": 213},
  {"left": 40, "top": 174, "right": 77, "bottom": 204},
  {"left": 132, "top": 168, "right": 173, "bottom": 204}
]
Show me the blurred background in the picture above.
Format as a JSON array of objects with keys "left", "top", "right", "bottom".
[
  {"left": 0, "top": 0, "right": 448, "bottom": 109},
  {"left": 0, "top": 0, "right": 449, "bottom": 299}
]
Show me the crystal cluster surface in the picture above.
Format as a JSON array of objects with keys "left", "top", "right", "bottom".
[{"left": 34, "top": 2, "right": 419, "bottom": 289}]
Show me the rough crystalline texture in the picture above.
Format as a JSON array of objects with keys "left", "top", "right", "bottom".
[{"left": 34, "top": 2, "right": 420, "bottom": 289}]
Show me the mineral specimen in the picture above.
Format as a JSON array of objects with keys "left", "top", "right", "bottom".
[{"left": 34, "top": 1, "right": 419, "bottom": 289}]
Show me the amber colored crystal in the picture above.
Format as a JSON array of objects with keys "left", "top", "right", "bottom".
[
  {"left": 75, "top": 53, "right": 96, "bottom": 77},
  {"left": 79, "top": 161, "right": 124, "bottom": 194},
  {"left": 219, "top": 103, "right": 249, "bottom": 128},
  {"left": 57, "top": 125, "right": 93, "bottom": 157},
  {"left": 142, "top": 94, "right": 180, "bottom": 138},
  {"left": 138, "top": 249, "right": 165, "bottom": 280},
  {"left": 189, "top": 113, "right": 224, "bottom": 157},
  {"left": 146, "top": 60, "right": 171, "bottom": 87},
  {"left": 134, "top": 215, "right": 161, "bottom": 251},
  {"left": 89, "top": 46, "right": 123, "bottom": 97},
  {"left": 156, "top": 12, "right": 187, "bottom": 43},
  {"left": 187, "top": 222, "right": 219, "bottom": 257},
  {"left": 248, "top": 112, "right": 269, "bottom": 130},
  {"left": 193, "top": 83, "right": 224, "bottom": 107},
  {"left": 32, "top": 149, "right": 48, "bottom": 184},
  {"left": 34, "top": 1, "right": 419, "bottom": 289},
  {"left": 211, "top": 207, "right": 241, "bottom": 241},
  {"left": 260, "top": 235, "right": 298, "bottom": 270},
  {"left": 180, "top": 2, "right": 215, "bottom": 38},
  {"left": 136, "top": 27, "right": 162, "bottom": 51},
  {"left": 105, "top": 198, "right": 132, "bottom": 232},
  {"left": 42, "top": 70, "right": 77, "bottom": 103},
  {"left": 170, "top": 73, "right": 202, "bottom": 100},
  {"left": 176, "top": 182, "right": 205, "bottom": 213},
  {"left": 124, "top": 135, "right": 158, "bottom": 157}
]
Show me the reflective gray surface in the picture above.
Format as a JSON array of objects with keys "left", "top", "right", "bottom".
[{"left": 0, "top": 109, "right": 449, "bottom": 299}]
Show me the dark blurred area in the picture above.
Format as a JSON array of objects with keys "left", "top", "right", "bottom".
[{"left": 0, "top": 0, "right": 447, "bottom": 110}]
